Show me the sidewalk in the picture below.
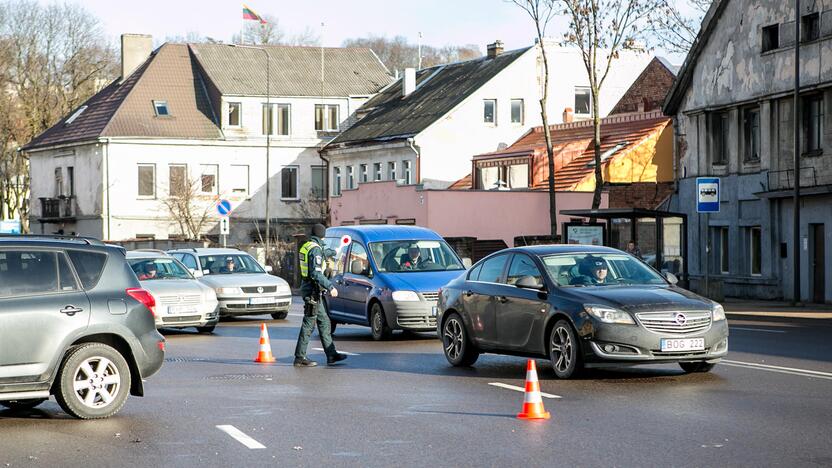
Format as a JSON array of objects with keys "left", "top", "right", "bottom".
[{"left": 722, "top": 298, "right": 832, "bottom": 319}]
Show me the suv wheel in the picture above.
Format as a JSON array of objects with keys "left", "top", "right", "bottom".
[
  {"left": 271, "top": 311, "right": 288, "bottom": 320},
  {"left": 0, "top": 399, "right": 47, "bottom": 411},
  {"left": 370, "top": 303, "right": 392, "bottom": 341},
  {"left": 549, "top": 320, "right": 582, "bottom": 379},
  {"left": 54, "top": 343, "right": 131, "bottom": 420},
  {"left": 442, "top": 313, "right": 479, "bottom": 366}
]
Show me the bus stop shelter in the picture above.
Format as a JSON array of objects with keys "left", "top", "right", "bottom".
[{"left": 560, "top": 208, "right": 688, "bottom": 285}]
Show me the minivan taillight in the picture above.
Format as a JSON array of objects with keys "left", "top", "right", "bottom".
[{"left": 126, "top": 288, "right": 156, "bottom": 317}]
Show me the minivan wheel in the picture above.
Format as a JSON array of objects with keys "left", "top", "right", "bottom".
[
  {"left": 442, "top": 313, "right": 479, "bottom": 367},
  {"left": 370, "top": 303, "right": 392, "bottom": 341},
  {"left": 679, "top": 361, "right": 716, "bottom": 373},
  {"left": 549, "top": 320, "right": 582, "bottom": 379},
  {"left": 0, "top": 399, "right": 47, "bottom": 411},
  {"left": 271, "top": 311, "right": 288, "bottom": 320},
  {"left": 54, "top": 343, "right": 131, "bottom": 420}
]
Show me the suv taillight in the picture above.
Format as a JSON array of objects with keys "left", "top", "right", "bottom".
[{"left": 126, "top": 288, "right": 156, "bottom": 317}]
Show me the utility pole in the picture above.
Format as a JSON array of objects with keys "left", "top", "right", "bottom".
[{"left": 793, "top": 0, "right": 801, "bottom": 305}]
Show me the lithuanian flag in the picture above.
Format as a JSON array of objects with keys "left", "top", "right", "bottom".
[{"left": 242, "top": 4, "right": 266, "bottom": 24}]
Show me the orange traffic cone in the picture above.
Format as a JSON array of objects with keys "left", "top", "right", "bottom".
[
  {"left": 254, "top": 323, "right": 276, "bottom": 363},
  {"left": 517, "top": 359, "right": 550, "bottom": 420}
]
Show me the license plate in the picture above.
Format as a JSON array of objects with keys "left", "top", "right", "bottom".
[
  {"left": 249, "top": 297, "right": 276, "bottom": 305},
  {"left": 661, "top": 338, "right": 705, "bottom": 352},
  {"left": 430, "top": 307, "right": 438, "bottom": 317},
  {"left": 168, "top": 305, "right": 197, "bottom": 314}
]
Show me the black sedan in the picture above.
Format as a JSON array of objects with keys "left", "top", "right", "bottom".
[{"left": 436, "top": 245, "right": 729, "bottom": 378}]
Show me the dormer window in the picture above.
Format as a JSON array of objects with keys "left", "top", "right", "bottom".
[
  {"left": 64, "top": 106, "right": 87, "bottom": 125},
  {"left": 153, "top": 100, "right": 170, "bottom": 116}
]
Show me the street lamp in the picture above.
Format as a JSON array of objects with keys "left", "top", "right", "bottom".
[{"left": 232, "top": 44, "right": 272, "bottom": 259}]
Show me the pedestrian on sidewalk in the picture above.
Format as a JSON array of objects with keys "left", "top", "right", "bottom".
[
  {"left": 293, "top": 223, "right": 347, "bottom": 367},
  {"left": 626, "top": 241, "right": 642, "bottom": 259}
]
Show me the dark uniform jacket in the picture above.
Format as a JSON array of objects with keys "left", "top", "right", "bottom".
[{"left": 300, "top": 236, "right": 334, "bottom": 297}]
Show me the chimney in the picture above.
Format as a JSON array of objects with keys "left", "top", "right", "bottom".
[
  {"left": 487, "top": 40, "right": 504, "bottom": 59},
  {"left": 121, "top": 34, "right": 153, "bottom": 82},
  {"left": 563, "top": 107, "right": 574, "bottom": 123},
  {"left": 402, "top": 67, "right": 416, "bottom": 97}
]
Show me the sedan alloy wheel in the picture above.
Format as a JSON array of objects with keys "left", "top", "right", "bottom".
[
  {"left": 550, "top": 319, "right": 581, "bottom": 379},
  {"left": 442, "top": 313, "right": 479, "bottom": 366}
]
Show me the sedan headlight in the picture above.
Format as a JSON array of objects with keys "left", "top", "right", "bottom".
[
  {"left": 216, "top": 287, "right": 242, "bottom": 295},
  {"left": 712, "top": 304, "right": 726, "bottom": 321},
  {"left": 585, "top": 305, "right": 635, "bottom": 324},
  {"left": 392, "top": 290, "right": 420, "bottom": 302}
]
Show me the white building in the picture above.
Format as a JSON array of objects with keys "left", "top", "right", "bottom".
[
  {"left": 23, "top": 34, "right": 391, "bottom": 242},
  {"left": 321, "top": 40, "right": 653, "bottom": 191}
]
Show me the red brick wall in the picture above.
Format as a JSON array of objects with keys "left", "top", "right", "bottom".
[
  {"left": 608, "top": 182, "right": 675, "bottom": 209},
  {"left": 610, "top": 58, "right": 675, "bottom": 115}
]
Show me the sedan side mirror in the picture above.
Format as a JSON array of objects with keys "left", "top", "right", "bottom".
[
  {"left": 516, "top": 275, "right": 545, "bottom": 290},
  {"left": 265, "top": 265, "right": 274, "bottom": 273},
  {"left": 664, "top": 271, "right": 679, "bottom": 285},
  {"left": 189, "top": 268, "right": 204, "bottom": 278},
  {"left": 202, "top": 269, "right": 210, "bottom": 276}
]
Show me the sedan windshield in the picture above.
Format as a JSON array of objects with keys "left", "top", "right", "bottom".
[
  {"left": 199, "top": 254, "right": 264, "bottom": 275},
  {"left": 369, "top": 240, "right": 464, "bottom": 273},
  {"left": 129, "top": 258, "right": 192, "bottom": 281},
  {"left": 542, "top": 253, "right": 667, "bottom": 287}
]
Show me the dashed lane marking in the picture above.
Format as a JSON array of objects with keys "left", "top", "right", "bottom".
[
  {"left": 488, "top": 382, "right": 561, "bottom": 399},
  {"left": 313, "top": 348, "right": 360, "bottom": 356},
  {"left": 216, "top": 425, "right": 266, "bottom": 449},
  {"left": 720, "top": 360, "right": 832, "bottom": 381},
  {"left": 730, "top": 327, "right": 787, "bottom": 334}
]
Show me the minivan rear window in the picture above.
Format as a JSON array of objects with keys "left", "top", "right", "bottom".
[{"left": 67, "top": 250, "right": 108, "bottom": 289}]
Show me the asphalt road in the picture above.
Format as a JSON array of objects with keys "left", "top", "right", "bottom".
[{"left": 2, "top": 300, "right": 831, "bottom": 467}]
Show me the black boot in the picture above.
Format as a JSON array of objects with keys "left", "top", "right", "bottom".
[
  {"left": 327, "top": 353, "right": 348, "bottom": 365},
  {"left": 293, "top": 358, "right": 318, "bottom": 367}
]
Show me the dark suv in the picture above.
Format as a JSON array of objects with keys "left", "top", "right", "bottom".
[{"left": 0, "top": 235, "right": 165, "bottom": 419}]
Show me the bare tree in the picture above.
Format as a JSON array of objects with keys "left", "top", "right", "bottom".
[
  {"left": 509, "top": 0, "right": 559, "bottom": 238},
  {"left": 159, "top": 176, "right": 214, "bottom": 241},
  {"left": 233, "top": 15, "right": 320, "bottom": 46},
  {"left": 342, "top": 35, "right": 482, "bottom": 74},
  {"left": 558, "top": 0, "right": 656, "bottom": 209},
  {"left": 646, "top": 0, "right": 710, "bottom": 54}
]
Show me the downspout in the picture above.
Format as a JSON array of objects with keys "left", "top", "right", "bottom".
[{"left": 407, "top": 137, "right": 421, "bottom": 184}]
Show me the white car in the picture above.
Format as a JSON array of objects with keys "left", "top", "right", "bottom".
[
  {"left": 168, "top": 248, "right": 292, "bottom": 319},
  {"left": 126, "top": 251, "right": 219, "bottom": 333}
]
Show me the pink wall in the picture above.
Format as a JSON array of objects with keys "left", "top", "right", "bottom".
[{"left": 330, "top": 182, "right": 608, "bottom": 247}]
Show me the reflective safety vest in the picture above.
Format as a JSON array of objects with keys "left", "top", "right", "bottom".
[{"left": 299, "top": 241, "right": 324, "bottom": 279}]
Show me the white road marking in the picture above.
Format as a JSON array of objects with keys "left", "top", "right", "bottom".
[
  {"left": 488, "top": 382, "right": 561, "bottom": 399},
  {"left": 730, "top": 327, "right": 787, "bottom": 334},
  {"left": 720, "top": 360, "right": 832, "bottom": 381},
  {"left": 216, "top": 425, "right": 266, "bottom": 449},
  {"left": 313, "top": 348, "right": 360, "bottom": 356}
]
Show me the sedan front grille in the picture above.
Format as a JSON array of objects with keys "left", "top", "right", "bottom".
[
  {"left": 159, "top": 295, "right": 202, "bottom": 306},
  {"left": 635, "top": 311, "right": 711, "bottom": 335},
  {"left": 162, "top": 315, "right": 201, "bottom": 324},
  {"left": 420, "top": 292, "right": 439, "bottom": 302},
  {"left": 242, "top": 286, "right": 277, "bottom": 294}
]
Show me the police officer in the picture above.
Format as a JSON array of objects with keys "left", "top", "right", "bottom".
[{"left": 293, "top": 223, "right": 347, "bottom": 367}]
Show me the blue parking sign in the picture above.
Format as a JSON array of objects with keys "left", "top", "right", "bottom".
[
  {"left": 216, "top": 199, "right": 232, "bottom": 217},
  {"left": 696, "top": 177, "right": 720, "bottom": 213}
]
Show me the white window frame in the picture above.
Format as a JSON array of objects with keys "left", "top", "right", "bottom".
[
  {"left": 230, "top": 164, "right": 250, "bottom": 195},
  {"left": 404, "top": 160, "right": 412, "bottom": 184},
  {"left": 137, "top": 164, "right": 156, "bottom": 199},
  {"left": 262, "top": 103, "right": 274, "bottom": 135},
  {"left": 315, "top": 104, "right": 340, "bottom": 131},
  {"left": 333, "top": 167, "right": 342, "bottom": 196},
  {"left": 346, "top": 166, "right": 354, "bottom": 189},
  {"left": 276, "top": 103, "right": 291, "bottom": 136},
  {"left": 200, "top": 164, "right": 219, "bottom": 195},
  {"left": 168, "top": 163, "right": 188, "bottom": 198},
  {"left": 574, "top": 87, "right": 591, "bottom": 115},
  {"left": 153, "top": 100, "right": 170, "bottom": 117},
  {"left": 388, "top": 161, "right": 397, "bottom": 181},
  {"left": 510, "top": 98, "right": 524, "bottom": 124},
  {"left": 373, "top": 163, "right": 382, "bottom": 181},
  {"left": 311, "top": 165, "right": 326, "bottom": 200},
  {"left": 227, "top": 102, "right": 242, "bottom": 127},
  {"left": 360, "top": 164, "right": 368, "bottom": 183},
  {"left": 483, "top": 99, "right": 497, "bottom": 125},
  {"left": 280, "top": 165, "right": 300, "bottom": 200}
]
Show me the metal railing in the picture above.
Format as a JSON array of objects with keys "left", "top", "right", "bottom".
[
  {"left": 39, "top": 196, "right": 75, "bottom": 219},
  {"left": 766, "top": 167, "right": 817, "bottom": 191}
]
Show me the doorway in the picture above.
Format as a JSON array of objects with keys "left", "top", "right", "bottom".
[{"left": 811, "top": 224, "right": 825, "bottom": 303}]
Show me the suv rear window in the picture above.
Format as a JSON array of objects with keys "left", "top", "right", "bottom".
[
  {"left": 0, "top": 250, "right": 77, "bottom": 297},
  {"left": 67, "top": 250, "right": 107, "bottom": 289}
]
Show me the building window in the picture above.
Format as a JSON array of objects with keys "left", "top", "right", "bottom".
[
  {"left": 743, "top": 107, "right": 760, "bottom": 161},
  {"left": 801, "top": 13, "right": 820, "bottom": 43},
  {"left": 712, "top": 112, "right": 729, "bottom": 165},
  {"left": 762, "top": 24, "right": 779, "bottom": 52},
  {"left": 54, "top": 168, "right": 63, "bottom": 197},
  {"left": 138, "top": 164, "right": 156, "bottom": 198},
  {"left": 311, "top": 166, "right": 326, "bottom": 200},
  {"left": 169, "top": 164, "right": 187, "bottom": 197},
  {"left": 483, "top": 99, "right": 496, "bottom": 124},
  {"left": 804, "top": 94, "right": 824, "bottom": 154},
  {"left": 718, "top": 227, "right": 729, "bottom": 274},
  {"left": 333, "top": 167, "right": 341, "bottom": 196},
  {"left": 153, "top": 100, "right": 170, "bottom": 116},
  {"left": 346, "top": 166, "right": 354, "bottom": 189},
  {"left": 403, "top": 160, "right": 412, "bottom": 184},
  {"left": 373, "top": 162, "right": 382, "bottom": 181},
  {"left": 230, "top": 164, "right": 249, "bottom": 194},
  {"left": 395, "top": 219, "right": 416, "bottom": 225},
  {"left": 262, "top": 104, "right": 274, "bottom": 135},
  {"left": 511, "top": 99, "right": 524, "bottom": 124},
  {"left": 750, "top": 227, "right": 762, "bottom": 276},
  {"left": 315, "top": 104, "right": 339, "bottom": 131},
  {"left": 67, "top": 167, "right": 74, "bottom": 197},
  {"left": 280, "top": 166, "right": 298, "bottom": 199},
  {"left": 575, "top": 87, "right": 591, "bottom": 114},
  {"left": 360, "top": 164, "right": 368, "bottom": 183},
  {"left": 276, "top": 104, "right": 290, "bottom": 136},
  {"left": 200, "top": 164, "right": 218, "bottom": 194},
  {"left": 388, "top": 161, "right": 397, "bottom": 181},
  {"left": 228, "top": 102, "right": 241, "bottom": 126},
  {"left": 478, "top": 164, "right": 529, "bottom": 190}
]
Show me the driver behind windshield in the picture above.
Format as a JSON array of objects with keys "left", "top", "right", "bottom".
[
  {"left": 219, "top": 257, "right": 236, "bottom": 273},
  {"left": 400, "top": 246, "right": 423, "bottom": 270},
  {"left": 571, "top": 256, "right": 610, "bottom": 285}
]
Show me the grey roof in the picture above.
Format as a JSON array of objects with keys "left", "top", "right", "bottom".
[
  {"left": 656, "top": 57, "right": 680, "bottom": 75},
  {"left": 190, "top": 43, "right": 392, "bottom": 97},
  {"left": 325, "top": 47, "right": 531, "bottom": 148}
]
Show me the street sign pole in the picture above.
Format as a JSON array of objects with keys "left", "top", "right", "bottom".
[{"left": 697, "top": 177, "right": 720, "bottom": 298}]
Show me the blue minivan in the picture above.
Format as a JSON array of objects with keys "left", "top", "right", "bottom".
[{"left": 323, "top": 226, "right": 467, "bottom": 340}]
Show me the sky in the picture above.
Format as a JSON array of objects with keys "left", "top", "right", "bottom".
[{"left": 42, "top": 0, "right": 688, "bottom": 64}]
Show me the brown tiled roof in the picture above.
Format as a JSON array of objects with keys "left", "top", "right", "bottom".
[
  {"left": 24, "top": 43, "right": 221, "bottom": 151},
  {"left": 448, "top": 174, "right": 473, "bottom": 190},
  {"left": 190, "top": 43, "right": 391, "bottom": 97}
]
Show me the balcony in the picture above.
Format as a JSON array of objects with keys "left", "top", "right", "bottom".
[
  {"left": 756, "top": 168, "right": 832, "bottom": 199},
  {"left": 39, "top": 196, "right": 75, "bottom": 222}
]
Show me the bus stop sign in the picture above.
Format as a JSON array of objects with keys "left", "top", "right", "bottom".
[{"left": 696, "top": 177, "right": 720, "bottom": 213}]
